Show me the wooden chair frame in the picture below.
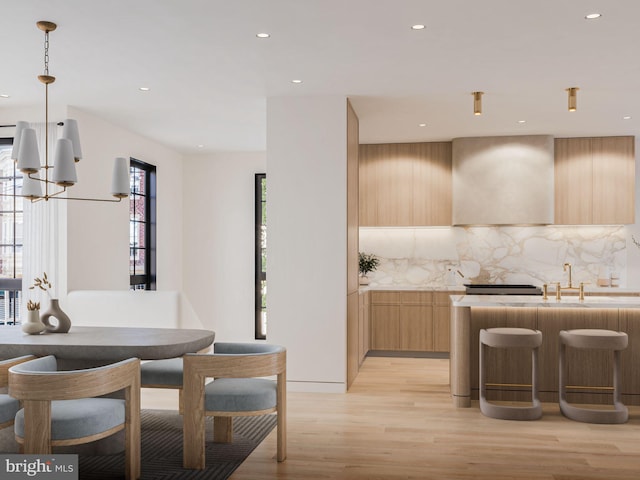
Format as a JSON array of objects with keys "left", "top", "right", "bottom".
[
  {"left": 9, "top": 357, "right": 141, "bottom": 480},
  {"left": 183, "top": 347, "right": 286, "bottom": 470},
  {"left": 0, "top": 356, "right": 35, "bottom": 430}
]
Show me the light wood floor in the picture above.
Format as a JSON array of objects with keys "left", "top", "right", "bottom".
[{"left": 231, "top": 356, "right": 640, "bottom": 480}]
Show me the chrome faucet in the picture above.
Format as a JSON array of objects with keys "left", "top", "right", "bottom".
[{"left": 563, "top": 262, "right": 573, "bottom": 289}]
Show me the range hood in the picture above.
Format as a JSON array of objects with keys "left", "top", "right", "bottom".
[{"left": 452, "top": 135, "right": 554, "bottom": 225}]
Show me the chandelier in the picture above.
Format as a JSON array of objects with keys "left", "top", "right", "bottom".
[{"left": 10, "top": 21, "right": 129, "bottom": 202}]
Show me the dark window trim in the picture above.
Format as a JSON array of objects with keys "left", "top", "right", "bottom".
[
  {"left": 255, "top": 173, "right": 266, "bottom": 340},
  {"left": 0, "top": 137, "right": 22, "bottom": 324},
  {"left": 130, "top": 158, "right": 157, "bottom": 290}
]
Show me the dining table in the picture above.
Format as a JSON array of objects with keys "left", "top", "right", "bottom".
[{"left": 0, "top": 325, "right": 215, "bottom": 368}]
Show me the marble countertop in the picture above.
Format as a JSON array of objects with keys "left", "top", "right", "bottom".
[
  {"left": 359, "top": 285, "right": 465, "bottom": 292},
  {"left": 360, "top": 284, "right": 640, "bottom": 294},
  {"left": 450, "top": 294, "right": 640, "bottom": 308}
]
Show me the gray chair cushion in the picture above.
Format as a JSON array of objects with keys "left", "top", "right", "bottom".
[
  {"left": 15, "top": 398, "right": 125, "bottom": 440},
  {"left": 140, "top": 358, "right": 183, "bottom": 387},
  {"left": 214, "top": 343, "right": 284, "bottom": 355},
  {"left": 0, "top": 394, "right": 20, "bottom": 425},
  {"left": 205, "top": 378, "right": 276, "bottom": 412}
]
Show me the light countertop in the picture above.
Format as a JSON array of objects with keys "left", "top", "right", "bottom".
[
  {"left": 360, "top": 284, "right": 640, "bottom": 294},
  {"left": 450, "top": 294, "right": 640, "bottom": 308},
  {"left": 359, "top": 285, "right": 465, "bottom": 292}
]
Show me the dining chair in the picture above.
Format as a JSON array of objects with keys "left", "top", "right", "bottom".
[
  {"left": 9, "top": 355, "right": 141, "bottom": 480},
  {"left": 0, "top": 355, "right": 35, "bottom": 447},
  {"left": 140, "top": 357, "right": 185, "bottom": 412},
  {"left": 182, "top": 342, "right": 286, "bottom": 470}
]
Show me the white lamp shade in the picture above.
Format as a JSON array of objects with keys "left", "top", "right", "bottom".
[
  {"left": 52, "top": 138, "right": 78, "bottom": 186},
  {"left": 21, "top": 173, "right": 43, "bottom": 199},
  {"left": 62, "top": 119, "right": 82, "bottom": 161},
  {"left": 10, "top": 121, "right": 29, "bottom": 161},
  {"left": 16, "top": 128, "right": 42, "bottom": 173},
  {"left": 111, "top": 157, "right": 130, "bottom": 198}
]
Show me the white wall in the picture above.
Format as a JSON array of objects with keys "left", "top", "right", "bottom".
[
  {"left": 63, "top": 107, "right": 185, "bottom": 293},
  {"left": 267, "top": 96, "right": 348, "bottom": 392},
  {"left": 182, "top": 152, "right": 266, "bottom": 339},
  {"left": 625, "top": 136, "right": 640, "bottom": 287}
]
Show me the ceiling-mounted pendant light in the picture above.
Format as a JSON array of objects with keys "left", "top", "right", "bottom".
[
  {"left": 566, "top": 87, "right": 579, "bottom": 112},
  {"left": 472, "top": 91, "right": 484, "bottom": 116},
  {"left": 7, "top": 21, "right": 130, "bottom": 203}
]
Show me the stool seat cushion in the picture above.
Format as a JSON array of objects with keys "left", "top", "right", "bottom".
[
  {"left": 205, "top": 378, "right": 276, "bottom": 412},
  {"left": 140, "top": 358, "right": 183, "bottom": 387},
  {"left": 0, "top": 394, "right": 20, "bottom": 425},
  {"left": 15, "top": 398, "right": 125, "bottom": 441},
  {"left": 560, "top": 329, "right": 628, "bottom": 350},
  {"left": 481, "top": 328, "right": 542, "bottom": 348}
]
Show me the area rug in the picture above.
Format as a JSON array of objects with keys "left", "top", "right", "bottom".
[{"left": 78, "top": 410, "right": 277, "bottom": 480}]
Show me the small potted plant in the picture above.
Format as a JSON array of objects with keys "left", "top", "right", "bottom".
[{"left": 359, "top": 252, "right": 380, "bottom": 285}]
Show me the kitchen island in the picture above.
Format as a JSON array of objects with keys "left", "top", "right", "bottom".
[{"left": 450, "top": 295, "right": 640, "bottom": 408}]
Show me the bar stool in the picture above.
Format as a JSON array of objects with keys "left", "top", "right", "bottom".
[
  {"left": 559, "top": 329, "right": 628, "bottom": 424},
  {"left": 479, "top": 327, "right": 543, "bottom": 420}
]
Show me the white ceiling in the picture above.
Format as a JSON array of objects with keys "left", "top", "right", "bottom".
[{"left": 2, "top": 0, "right": 639, "bottom": 154}]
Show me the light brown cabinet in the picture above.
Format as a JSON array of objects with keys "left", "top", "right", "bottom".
[
  {"left": 369, "top": 290, "right": 461, "bottom": 352},
  {"left": 433, "top": 292, "right": 456, "bottom": 352},
  {"left": 358, "top": 291, "right": 370, "bottom": 366},
  {"left": 359, "top": 142, "right": 452, "bottom": 226},
  {"left": 555, "top": 136, "right": 635, "bottom": 225},
  {"left": 468, "top": 306, "right": 640, "bottom": 405}
]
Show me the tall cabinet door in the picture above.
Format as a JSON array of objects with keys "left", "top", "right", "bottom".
[
  {"left": 554, "top": 137, "right": 593, "bottom": 225},
  {"left": 592, "top": 136, "right": 635, "bottom": 224},
  {"left": 555, "top": 136, "right": 634, "bottom": 225}
]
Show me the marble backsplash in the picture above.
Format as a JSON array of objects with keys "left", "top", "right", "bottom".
[{"left": 359, "top": 226, "right": 627, "bottom": 288}]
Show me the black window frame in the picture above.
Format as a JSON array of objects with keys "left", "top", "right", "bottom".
[
  {"left": 255, "top": 173, "right": 266, "bottom": 339},
  {"left": 0, "top": 137, "right": 23, "bottom": 324},
  {"left": 129, "top": 158, "right": 157, "bottom": 290}
]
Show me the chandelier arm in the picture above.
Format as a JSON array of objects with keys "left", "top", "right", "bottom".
[{"left": 38, "top": 195, "right": 123, "bottom": 203}]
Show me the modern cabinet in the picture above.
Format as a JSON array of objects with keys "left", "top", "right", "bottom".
[
  {"left": 369, "top": 290, "right": 461, "bottom": 352},
  {"left": 433, "top": 292, "right": 455, "bottom": 352},
  {"left": 346, "top": 100, "right": 360, "bottom": 389},
  {"left": 555, "top": 136, "right": 635, "bottom": 225},
  {"left": 358, "top": 290, "right": 370, "bottom": 365},
  {"left": 467, "top": 306, "right": 640, "bottom": 405},
  {"left": 359, "top": 142, "right": 452, "bottom": 226}
]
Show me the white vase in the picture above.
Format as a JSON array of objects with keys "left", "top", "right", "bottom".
[
  {"left": 359, "top": 275, "right": 370, "bottom": 285},
  {"left": 22, "top": 309, "right": 46, "bottom": 335}
]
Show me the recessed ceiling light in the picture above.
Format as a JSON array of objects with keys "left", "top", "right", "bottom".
[
  {"left": 0, "top": 94, "right": 9, "bottom": 98},
  {"left": 139, "top": 87, "right": 150, "bottom": 92},
  {"left": 585, "top": 13, "right": 602, "bottom": 20},
  {"left": 256, "top": 33, "right": 270, "bottom": 38},
  {"left": 623, "top": 116, "right": 632, "bottom": 120},
  {"left": 411, "top": 24, "right": 426, "bottom": 30},
  {"left": 291, "top": 79, "right": 303, "bottom": 84},
  {"left": 517, "top": 120, "right": 526, "bottom": 124},
  {"left": 418, "top": 123, "right": 427, "bottom": 127},
  {"left": 197, "top": 144, "right": 204, "bottom": 148}
]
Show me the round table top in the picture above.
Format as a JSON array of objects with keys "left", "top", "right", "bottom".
[{"left": 0, "top": 325, "right": 215, "bottom": 361}]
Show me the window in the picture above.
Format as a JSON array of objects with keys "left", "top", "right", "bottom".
[
  {"left": 255, "top": 173, "right": 267, "bottom": 339},
  {"left": 0, "top": 137, "right": 23, "bottom": 324},
  {"left": 129, "top": 158, "right": 156, "bottom": 290}
]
